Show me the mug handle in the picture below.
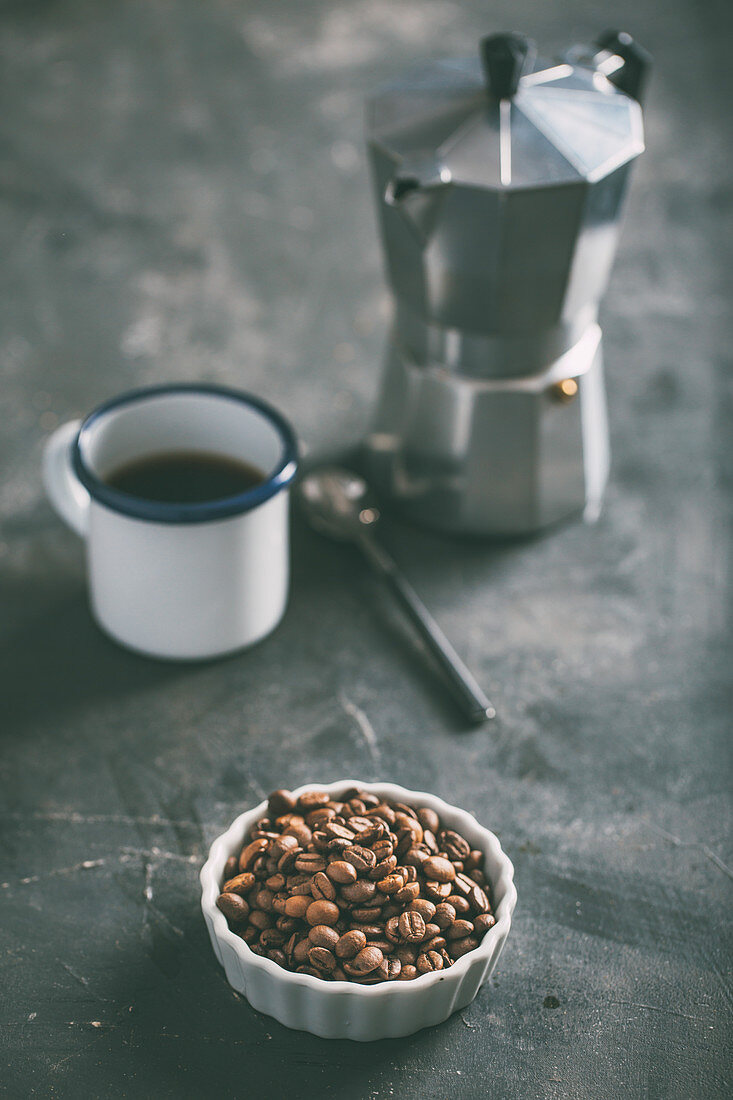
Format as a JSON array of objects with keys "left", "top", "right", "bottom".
[{"left": 43, "top": 419, "right": 90, "bottom": 537}]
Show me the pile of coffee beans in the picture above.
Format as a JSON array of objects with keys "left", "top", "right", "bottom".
[{"left": 216, "top": 787, "right": 495, "bottom": 983}]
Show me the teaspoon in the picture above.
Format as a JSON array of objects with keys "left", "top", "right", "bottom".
[{"left": 298, "top": 467, "right": 495, "bottom": 725}]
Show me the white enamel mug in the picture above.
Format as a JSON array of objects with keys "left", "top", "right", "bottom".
[{"left": 43, "top": 384, "right": 298, "bottom": 660}]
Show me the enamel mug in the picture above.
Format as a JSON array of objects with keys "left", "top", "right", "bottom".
[{"left": 43, "top": 384, "right": 298, "bottom": 660}]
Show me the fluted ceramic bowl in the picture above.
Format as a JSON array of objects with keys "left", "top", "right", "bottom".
[{"left": 200, "top": 780, "right": 516, "bottom": 1041}]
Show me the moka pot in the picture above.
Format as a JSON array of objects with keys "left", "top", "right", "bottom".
[{"left": 363, "top": 31, "right": 650, "bottom": 534}]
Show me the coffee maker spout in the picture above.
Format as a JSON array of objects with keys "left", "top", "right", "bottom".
[{"left": 383, "top": 162, "right": 452, "bottom": 243}]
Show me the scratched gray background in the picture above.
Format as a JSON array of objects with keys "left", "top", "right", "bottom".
[{"left": 1, "top": 0, "right": 731, "bottom": 1096}]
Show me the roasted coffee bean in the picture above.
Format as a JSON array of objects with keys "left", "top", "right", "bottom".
[
  {"left": 439, "top": 830, "right": 471, "bottom": 861},
  {"left": 249, "top": 909, "right": 272, "bottom": 931},
  {"left": 357, "top": 823, "right": 385, "bottom": 846},
  {"left": 335, "top": 930, "right": 367, "bottom": 959},
  {"left": 275, "top": 811, "right": 304, "bottom": 828},
  {"left": 311, "top": 872, "right": 337, "bottom": 901},
  {"left": 377, "top": 957, "right": 402, "bottom": 981},
  {"left": 452, "top": 872, "right": 477, "bottom": 896},
  {"left": 276, "top": 847, "right": 300, "bottom": 875},
  {"left": 306, "top": 899, "right": 340, "bottom": 926},
  {"left": 326, "top": 837, "right": 354, "bottom": 855},
  {"left": 268, "top": 790, "right": 296, "bottom": 818},
  {"left": 410, "top": 898, "right": 437, "bottom": 922},
  {"left": 252, "top": 854, "right": 269, "bottom": 878},
  {"left": 284, "top": 823, "right": 313, "bottom": 847},
  {"left": 324, "top": 822, "right": 356, "bottom": 842},
  {"left": 465, "top": 848, "right": 484, "bottom": 870},
  {"left": 340, "top": 880, "right": 376, "bottom": 905},
  {"left": 448, "top": 936, "right": 479, "bottom": 959},
  {"left": 425, "top": 935, "right": 447, "bottom": 951},
  {"left": 216, "top": 892, "right": 249, "bottom": 923},
  {"left": 417, "top": 950, "right": 444, "bottom": 974},
  {"left": 268, "top": 948, "right": 288, "bottom": 968},
  {"left": 446, "top": 919, "right": 475, "bottom": 940},
  {"left": 399, "top": 964, "right": 418, "bottom": 981},
  {"left": 424, "top": 880, "right": 452, "bottom": 902},
  {"left": 423, "top": 856, "right": 456, "bottom": 883},
  {"left": 222, "top": 871, "right": 256, "bottom": 896},
  {"left": 424, "top": 922, "right": 440, "bottom": 939},
  {"left": 242, "top": 925, "right": 259, "bottom": 945},
  {"left": 223, "top": 855, "right": 238, "bottom": 880},
  {"left": 349, "top": 924, "right": 384, "bottom": 939},
  {"left": 446, "top": 894, "right": 471, "bottom": 915},
  {"left": 468, "top": 883, "right": 490, "bottom": 912},
  {"left": 398, "top": 910, "right": 426, "bottom": 943},
  {"left": 309, "top": 946, "right": 337, "bottom": 972},
  {"left": 396, "top": 826, "right": 422, "bottom": 856},
  {"left": 295, "top": 852, "right": 326, "bottom": 874},
  {"left": 349, "top": 946, "right": 384, "bottom": 974},
  {"left": 276, "top": 915, "right": 297, "bottom": 934},
  {"left": 403, "top": 846, "right": 429, "bottom": 868},
  {"left": 283, "top": 932, "right": 298, "bottom": 957},
  {"left": 259, "top": 927, "right": 286, "bottom": 948},
  {"left": 371, "top": 839, "right": 394, "bottom": 862},
  {"left": 368, "top": 802, "right": 396, "bottom": 824},
  {"left": 474, "top": 913, "right": 496, "bottom": 936},
  {"left": 296, "top": 965, "right": 321, "bottom": 977},
  {"left": 385, "top": 916, "right": 401, "bottom": 943},
  {"left": 297, "top": 790, "right": 331, "bottom": 812},
  {"left": 306, "top": 807, "right": 337, "bottom": 828},
  {"left": 343, "top": 846, "right": 376, "bottom": 873},
  {"left": 283, "top": 895, "right": 311, "bottom": 919},
  {"left": 433, "top": 903, "right": 457, "bottom": 930},
  {"left": 369, "top": 855, "right": 398, "bottom": 881},
  {"left": 238, "top": 838, "right": 270, "bottom": 872},
  {"left": 394, "top": 882, "right": 421, "bottom": 906},
  {"left": 269, "top": 840, "right": 299, "bottom": 866},
  {"left": 311, "top": 830, "right": 333, "bottom": 850},
  {"left": 471, "top": 869, "right": 487, "bottom": 887},
  {"left": 368, "top": 939, "right": 394, "bottom": 956},
  {"left": 265, "top": 873, "right": 286, "bottom": 892},
  {"left": 252, "top": 888, "right": 275, "bottom": 911},
  {"left": 381, "top": 902, "right": 402, "bottom": 921},
  {"left": 351, "top": 905, "right": 384, "bottom": 923},
  {"left": 308, "top": 924, "right": 340, "bottom": 950},
  {"left": 417, "top": 807, "right": 440, "bottom": 832},
  {"left": 377, "top": 873, "right": 405, "bottom": 894},
  {"left": 293, "top": 938, "right": 311, "bottom": 964},
  {"left": 288, "top": 877, "right": 316, "bottom": 897},
  {"left": 422, "top": 830, "right": 439, "bottom": 854},
  {"left": 249, "top": 943, "right": 267, "bottom": 957},
  {"left": 347, "top": 816, "right": 374, "bottom": 835}
]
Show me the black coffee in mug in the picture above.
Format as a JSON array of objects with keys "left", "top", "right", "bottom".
[{"left": 105, "top": 451, "right": 266, "bottom": 504}]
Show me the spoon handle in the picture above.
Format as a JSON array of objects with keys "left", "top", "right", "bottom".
[{"left": 357, "top": 533, "right": 495, "bottom": 725}]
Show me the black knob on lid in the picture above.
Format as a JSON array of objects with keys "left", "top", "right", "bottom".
[
  {"left": 596, "top": 30, "right": 652, "bottom": 102},
  {"left": 480, "top": 33, "right": 536, "bottom": 99}
]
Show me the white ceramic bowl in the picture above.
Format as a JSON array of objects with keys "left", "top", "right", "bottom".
[{"left": 200, "top": 780, "right": 517, "bottom": 1041}]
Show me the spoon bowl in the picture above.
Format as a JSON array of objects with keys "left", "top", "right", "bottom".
[{"left": 298, "top": 467, "right": 380, "bottom": 542}]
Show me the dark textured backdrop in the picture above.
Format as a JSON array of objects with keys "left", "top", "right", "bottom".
[{"left": 1, "top": 1, "right": 731, "bottom": 1097}]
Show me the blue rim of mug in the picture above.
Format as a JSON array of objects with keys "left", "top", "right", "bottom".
[{"left": 72, "top": 383, "right": 299, "bottom": 524}]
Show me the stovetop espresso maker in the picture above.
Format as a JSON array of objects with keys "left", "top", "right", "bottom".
[{"left": 363, "top": 31, "right": 650, "bottom": 535}]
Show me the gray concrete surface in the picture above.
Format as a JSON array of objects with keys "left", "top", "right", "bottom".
[{"left": 1, "top": 1, "right": 731, "bottom": 1096}]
